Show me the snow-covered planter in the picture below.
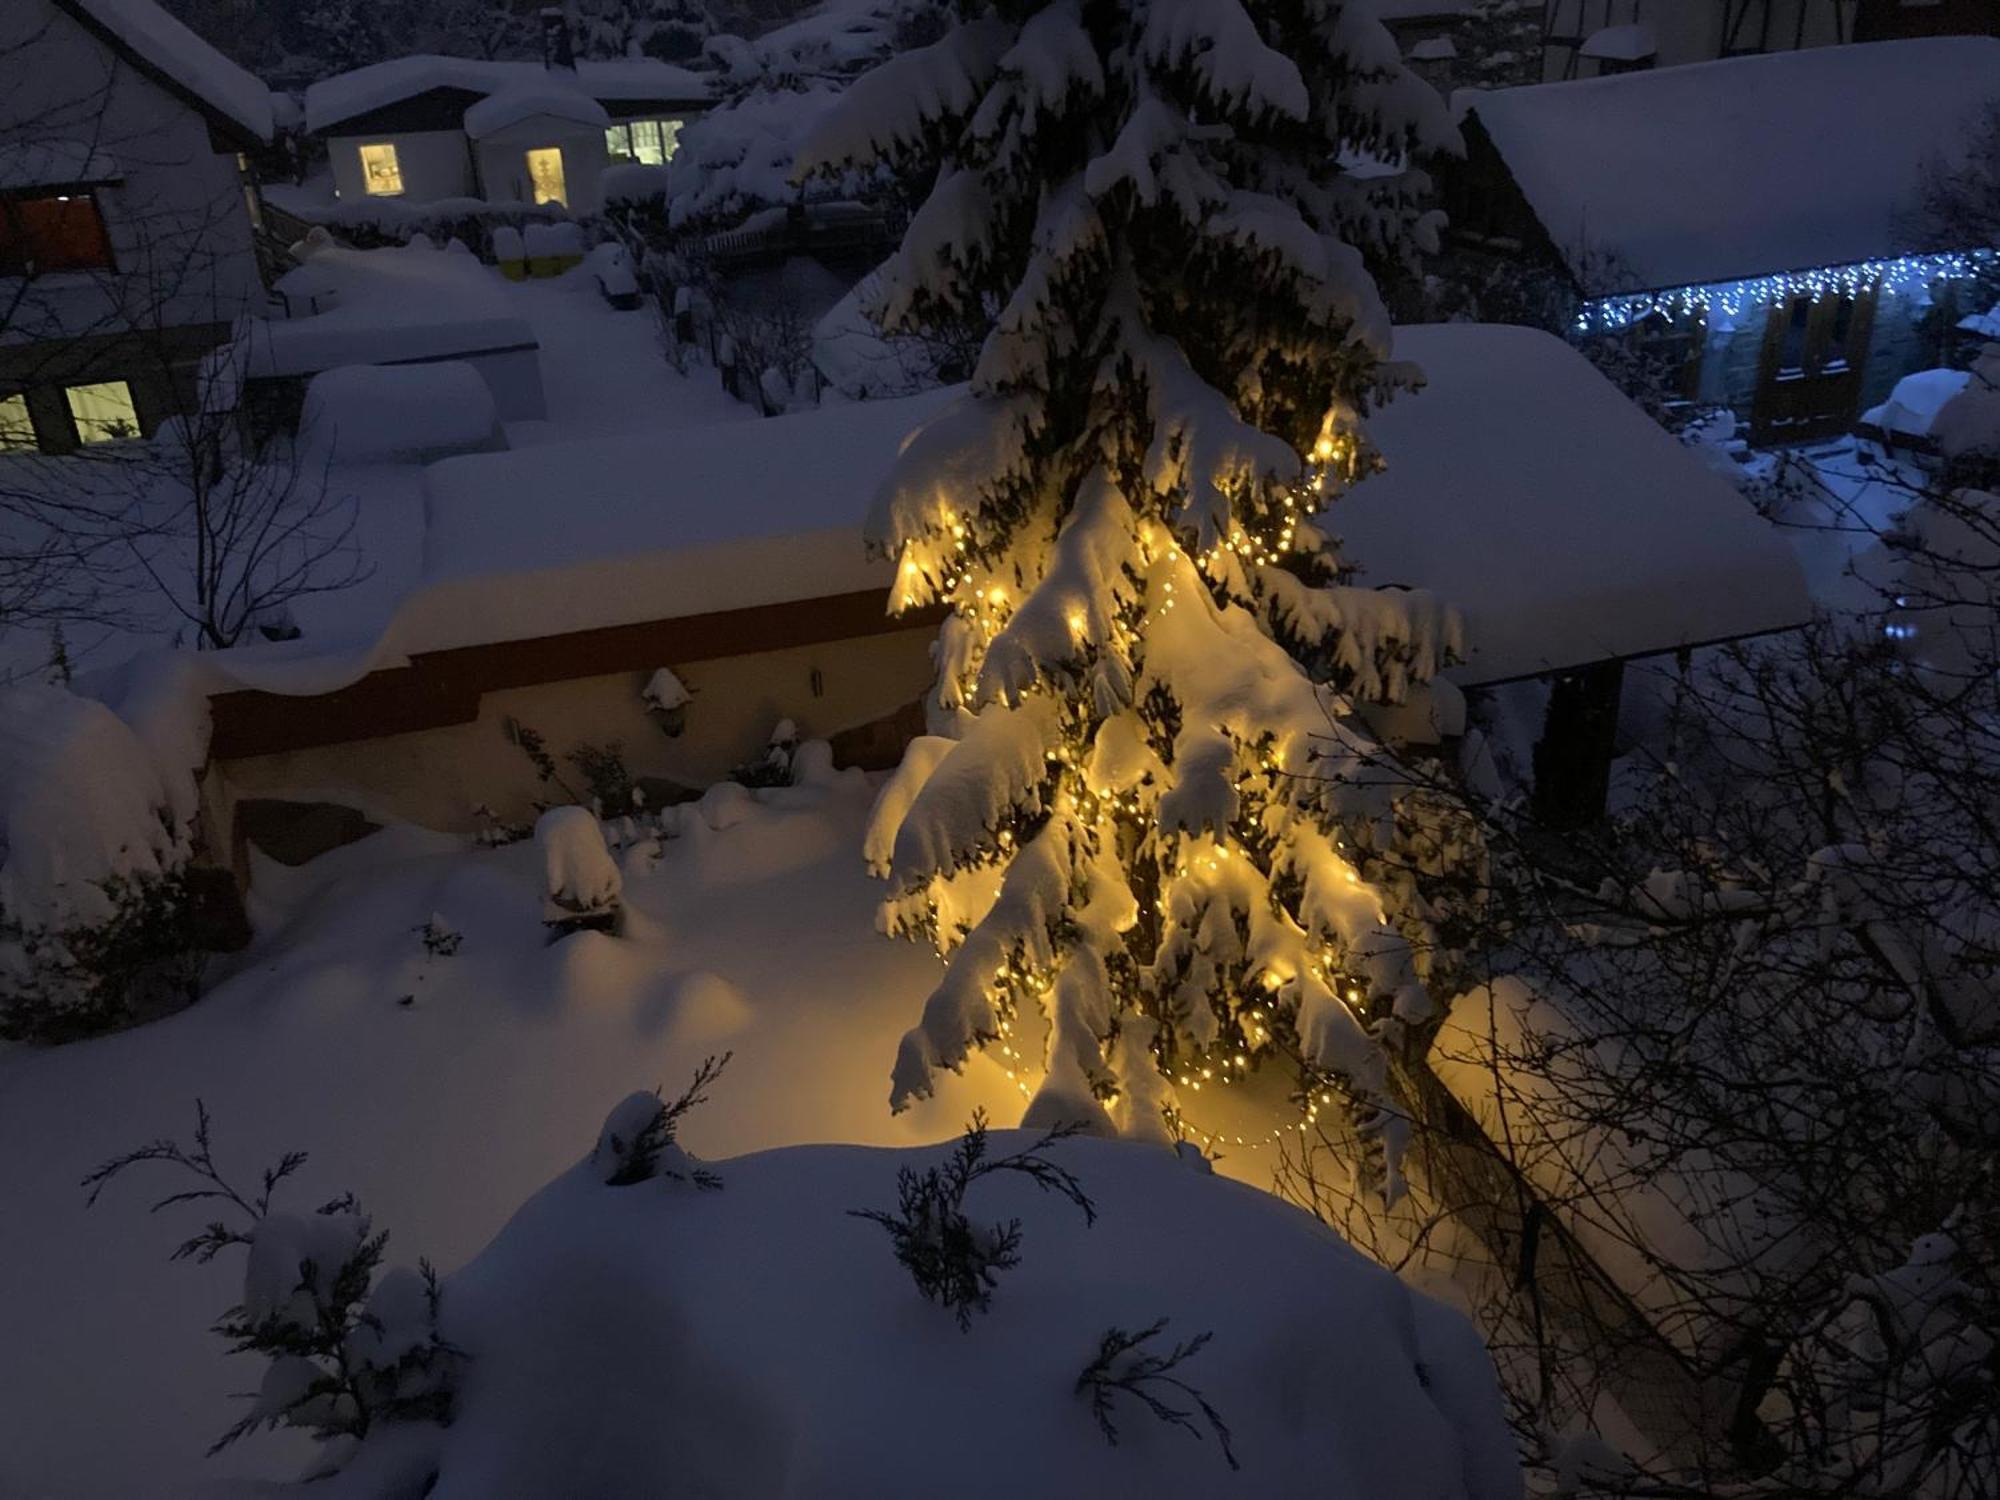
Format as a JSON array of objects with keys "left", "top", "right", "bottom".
[
  {"left": 0, "top": 686, "right": 202, "bottom": 1042},
  {"left": 536, "top": 806, "right": 623, "bottom": 938},
  {"left": 292, "top": 1114, "right": 1520, "bottom": 1497}
]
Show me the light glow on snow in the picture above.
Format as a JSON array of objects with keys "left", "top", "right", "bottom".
[{"left": 1573, "top": 249, "right": 1999, "bottom": 336}]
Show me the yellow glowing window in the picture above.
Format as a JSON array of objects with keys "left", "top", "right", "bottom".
[
  {"left": 525, "top": 147, "right": 567, "bottom": 207},
  {"left": 65, "top": 380, "right": 139, "bottom": 444},
  {"left": 359, "top": 142, "right": 404, "bottom": 197},
  {"left": 0, "top": 393, "right": 36, "bottom": 451}
]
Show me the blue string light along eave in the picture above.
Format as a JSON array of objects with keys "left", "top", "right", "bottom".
[{"left": 1572, "top": 249, "right": 2000, "bottom": 337}]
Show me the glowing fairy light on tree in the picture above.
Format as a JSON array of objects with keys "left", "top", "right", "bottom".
[{"left": 805, "top": 0, "right": 1473, "bottom": 1202}]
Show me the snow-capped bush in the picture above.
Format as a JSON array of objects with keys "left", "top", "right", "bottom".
[
  {"left": 0, "top": 685, "right": 202, "bottom": 1042},
  {"left": 850, "top": 1110, "right": 1095, "bottom": 1329},
  {"left": 82, "top": 1103, "right": 458, "bottom": 1464},
  {"left": 537, "top": 806, "right": 624, "bottom": 936}
]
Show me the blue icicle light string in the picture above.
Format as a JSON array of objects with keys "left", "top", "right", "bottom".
[{"left": 1573, "top": 249, "right": 1999, "bottom": 336}]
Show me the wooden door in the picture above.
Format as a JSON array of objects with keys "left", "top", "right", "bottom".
[{"left": 1749, "top": 285, "right": 1877, "bottom": 445}]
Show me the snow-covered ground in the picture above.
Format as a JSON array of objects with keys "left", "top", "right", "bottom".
[
  {"left": 0, "top": 766, "right": 1430, "bottom": 1495},
  {"left": 0, "top": 780, "right": 1022, "bottom": 1494}
]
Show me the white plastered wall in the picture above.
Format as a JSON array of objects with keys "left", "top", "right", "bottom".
[{"left": 202, "top": 626, "right": 936, "bottom": 850}]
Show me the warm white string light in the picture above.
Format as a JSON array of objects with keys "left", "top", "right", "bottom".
[{"left": 1572, "top": 249, "right": 1998, "bottom": 337}]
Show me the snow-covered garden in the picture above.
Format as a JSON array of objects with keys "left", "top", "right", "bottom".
[{"left": 6, "top": 0, "right": 2000, "bottom": 1495}]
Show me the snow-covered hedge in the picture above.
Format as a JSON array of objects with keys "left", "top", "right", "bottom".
[
  {"left": 0, "top": 685, "right": 201, "bottom": 1042},
  {"left": 283, "top": 1118, "right": 1521, "bottom": 1497}
]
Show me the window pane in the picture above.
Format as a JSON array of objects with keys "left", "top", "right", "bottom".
[
  {"left": 1776, "top": 297, "right": 1811, "bottom": 376},
  {"left": 359, "top": 143, "right": 404, "bottom": 197},
  {"left": 66, "top": 381, "right": 140, "bottom": 444},
  {"left": 0, "top": 393, "right": 36, "bottom": 451},
  {"left": 659, "top": 119, "right": 683, "bottom": 163},
  {"left": 605, "top": 123, "right": 633, "bottom": 161},
  {"left": 0, "top": 193, "right": 113, "bottom": 273},
  {"left": 633, "top": 119, "right": 664, "bottom": 165},
  {"left": 526, "top": 147, "right": 567, "bottom": 207}
]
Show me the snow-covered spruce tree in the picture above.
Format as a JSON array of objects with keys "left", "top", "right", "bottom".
[{"left": 803, "top": 1, "right": 1463, "bottom": 1197}]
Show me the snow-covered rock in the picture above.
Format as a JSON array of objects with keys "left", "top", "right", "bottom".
[{"left": 349, "top": 1130, "right": 1522, "bottom": 1498}]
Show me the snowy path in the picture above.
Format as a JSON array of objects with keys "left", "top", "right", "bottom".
[
  {"left": 0, "top": 786, "right": 1019, "bottom": 1497},
  {"left": 502, "top": 274, "right": 751, "bottom": 444}
]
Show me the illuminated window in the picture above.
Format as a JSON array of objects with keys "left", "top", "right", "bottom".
[
  {"left": 358, "top": 143, "right": 404, "bottom": 197},
  {"left": 0, "top": 393, "right": 36, "bottom": 451},
  {"left": 604, "top": 119, "right": 684, "bottom": 166},
  {"left": 65, "top": 380, "right": 140, "bottom": 444},
  {"left": 525, "top": 147, "right": 567, "bottom": 207},
  {"left": 0, "top": 192, "right": 114, "bottom": 274}
]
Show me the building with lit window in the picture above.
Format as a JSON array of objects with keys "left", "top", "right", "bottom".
[
  {"left": 306, "top": 17, "right": 707, "bottom": 221},
  {"left": 0, "top": 0, "right": 272, "bottom": 454},
  {"left": 1440, "top": 37, "right": 2000, "bottom": 444}
]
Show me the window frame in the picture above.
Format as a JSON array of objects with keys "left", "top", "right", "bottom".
[
  {"left": 0, "top": 187, "right": 116, "bottom": 276},
  {"left": 63, "top": 379, "right": 143, "bottom": 447},
  {"left": 0, "top": 390, "right": 39, "bottom": 452},
  {"left": 358, "top": 142, "right": 405, "bottom": 198}
]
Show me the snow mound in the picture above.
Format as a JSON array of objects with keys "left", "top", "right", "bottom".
[
  {"left": 389, "top": 1130, "right": 1522, "bottom": 1498},
  {"left": 300, "top": 362, "right": 499, "bottom": 465}
]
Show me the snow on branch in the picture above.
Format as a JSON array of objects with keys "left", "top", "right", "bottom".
[{"left": 795, "top": 19, "right": 1014, "bottom": 178}]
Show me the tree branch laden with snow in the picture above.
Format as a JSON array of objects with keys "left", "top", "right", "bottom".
[{"left": 806, "top": 0, "right": 1464, "bottom": 1201}]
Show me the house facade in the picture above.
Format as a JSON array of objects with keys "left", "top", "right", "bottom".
[
  {"left": 1538, "top": 0, "right": 1996, "bottom": 81},
  {"left": 1441, "top": 38, "right": 2000, "bottom": 444},
  {"left": 0, "top": 0, "right": 271, "bottom": 454},
  {"left": 305, "top": 20, "right": 707, "bottom": 221}
]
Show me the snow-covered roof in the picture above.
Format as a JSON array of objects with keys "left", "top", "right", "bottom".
[
  {"left": 463, "top": 80, "right": 611, "bottom": 140},
  {"left": 306, "top": 56, "right": 709, "bottom": 135},
  {"left": 387, "top": 392, "right": 953, "bottom": 656},
  {"left": 1461, "top": 38, "right": 2000, "bottom": 291},
  {"left": 1578, "top": 22, "right": 1654, "bottom": 61},
  {"left": 244, "top": 242, "right": 535, "bottom": 379},
  {"left": 387, "top": 325, "right": 1805, "bottom": 681},
  {"left": 1337, "top": 323, "right": 1811, "bottom": 684},
  {"left": 58, "top": 0, "right": 274, "bottom": 143}
]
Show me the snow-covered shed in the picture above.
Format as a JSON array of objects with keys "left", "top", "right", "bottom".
[
  {"left": 200, "top": 324, "right": 1808, "bottom": 851},
  {"left": 306, "top": 20, "right": 708, "bottom": 220},
  {"left": 0, "top": 0, "right": 272, "bottom": 452},
  {"left": 1443, "top": 38, "right": 2000, "bottom": 443},
  {"left": 245, "top": 241, "right": 546, "bottom": 425}
]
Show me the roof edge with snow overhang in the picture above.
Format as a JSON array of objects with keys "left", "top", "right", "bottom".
[
  {"left": 306, "top": 55, "right": 710, "bottom": 137},
  {"left": 1459, "top": 37, "right": 2000, "bottom": 293},
  {"left": 54, "top": 0, "right": 274, "bottom": 144}
]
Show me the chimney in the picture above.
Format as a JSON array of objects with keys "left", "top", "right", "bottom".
[{"left": 540, "top": 7, "right": 576, "bottom": 71}]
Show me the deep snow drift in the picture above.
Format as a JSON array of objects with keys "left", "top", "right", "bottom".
[{"left": 289, "top": 1129, "right": 1520, "bottom": 1499}]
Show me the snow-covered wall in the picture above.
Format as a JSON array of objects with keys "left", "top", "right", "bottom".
[{"left": 204, "top": 628, "right": 936, "bottom": 844}]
